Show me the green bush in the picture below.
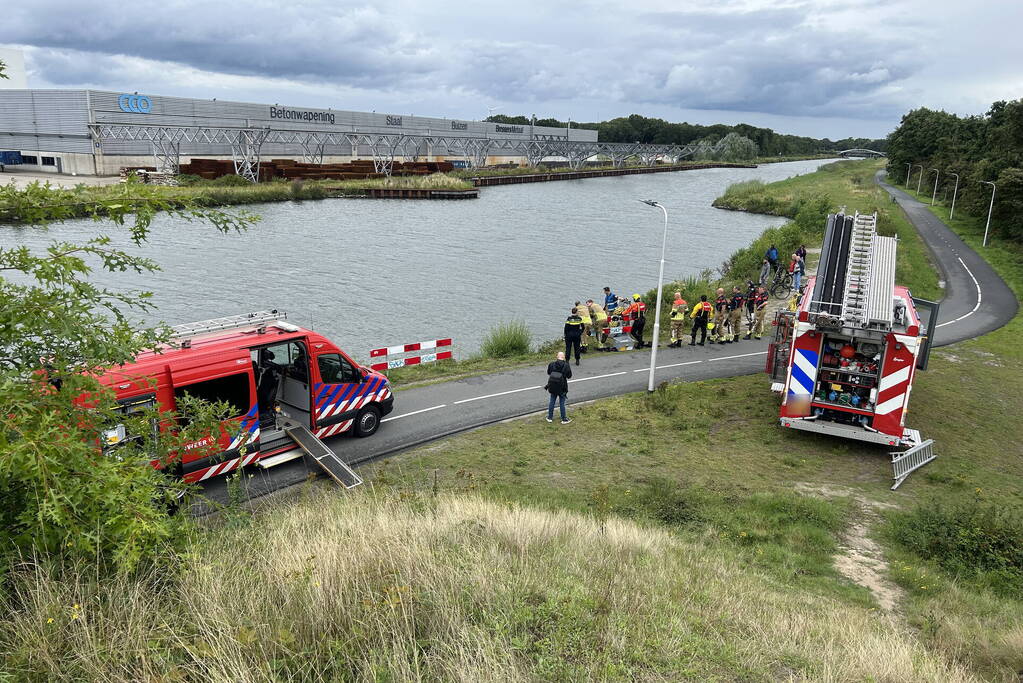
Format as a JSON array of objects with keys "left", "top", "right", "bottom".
[
  {"left": 480, "top": 320, "right": 532, "bottom": 358},
  {"left": 209, "top": 174, "right": 255, "bottom": 187},
  {"left": 174, "top": 173, "right": 205, "bottom": 186},
  {"left": 886, "top": 498, "right": 1023, "bottom": 596}
]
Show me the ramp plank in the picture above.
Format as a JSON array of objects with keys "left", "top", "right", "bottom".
[{"left": 284, "top": 424, "right": 363, "bottom": 489}]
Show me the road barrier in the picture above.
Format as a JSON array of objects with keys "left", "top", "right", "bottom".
[{"left": 369, "top": 338, "right": 453, "bottom": 372}]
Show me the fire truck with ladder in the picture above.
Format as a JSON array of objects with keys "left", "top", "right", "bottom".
[
  {"left": 767, "top": 212, "right": 940, "bottom": 489},
  {"left": 98, "top": 310, "right": 392, "bottom": 489}
]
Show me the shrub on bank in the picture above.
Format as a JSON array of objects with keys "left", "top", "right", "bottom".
[
  {"left": 480, "top": 320, "right": 532, "bottom": 358},
  {"left": 886, "top": 498, "right": 1023, "bottom": 596}
]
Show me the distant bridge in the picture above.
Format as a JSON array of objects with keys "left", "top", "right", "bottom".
[{"left": 837, "top": 148, "right": 886, "bottom": 158}]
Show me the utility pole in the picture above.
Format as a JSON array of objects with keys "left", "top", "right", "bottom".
[
  {"left": 638, "top": 200, "right": 670, "bottom": 393},
  {"left": 905, "top": 162, "right": 912, "bottom": 185},
  {"left": 929, "top": 168, "right": 940, "bottom": 205},
  {"left": 915, "top": 165, "right": 924, "bottom": 194}
]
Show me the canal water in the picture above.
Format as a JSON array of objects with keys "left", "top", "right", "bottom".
[{"left": 2, "top": 159, "right": 837, "bottom": 361}]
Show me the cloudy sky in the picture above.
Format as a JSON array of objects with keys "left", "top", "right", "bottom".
[{"left": 3, "top": 0, "right": 1021, "bottom": 139}]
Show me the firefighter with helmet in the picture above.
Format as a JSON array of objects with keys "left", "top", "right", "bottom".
[
  {"left": 712, "top": 288, "right": 729, "bottom": 344},
  {"left": 727, "top": 286, "right": 745, "bottom": 343},
  {"left": 624, "top": 294, "right": 647, "bottom": 348},
  {"left": 746, "top": 285, "right": 769, "bottom": 340}
]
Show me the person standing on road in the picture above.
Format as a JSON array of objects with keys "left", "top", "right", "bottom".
[
  {"left": 669, "top": 291, "right": 689, "bottom": 347},
  {"left": 712, "top": 288, "right": 729, "bottom": 344},
  {"left": 545, "top": 351, "right": 573, "bottom": 424},
  {"left": 564, "top": 307, "right": 584, "bottom": 366},
  {"left": 603, "top": 286, "right": 617, "bottom": 312},
  {"left": 690, "top": 295, "right": 712, "bottom": 345},
  {"left": 587, "top": 299, "right": 607, "bottom": 351},
  {"left": 624, "top": 294, "right": 647, "bottom": 349},
  {"left": 746, "top": 285, "right": 769, "bottom": 339},
  {"left": 727, "top": 286, "right": 745, "bottom": 344},
  {"left": 575, "top": 301, "right": 592, "bottom": 353}
]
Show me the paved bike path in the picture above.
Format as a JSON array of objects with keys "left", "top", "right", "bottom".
[{"left": 200, "top": 176, "right": 1017, "bottom": 505}]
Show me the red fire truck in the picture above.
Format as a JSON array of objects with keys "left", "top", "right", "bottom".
[
  {"left": 767, "top": 212, "right": 940, "bottom": 488},
  {"left": 98, "top": 311, "right": 392, "bottom": 488}
]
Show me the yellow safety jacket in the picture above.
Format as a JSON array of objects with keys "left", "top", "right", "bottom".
[
  {"left": 670, "top": 306, "right": 687, "bottom": 321},
  {"left": 589, "top": 304, "right": 607, "bottom": 323},
  {"left": 576, "top": 306, "right": 591, "bottom": 324}
]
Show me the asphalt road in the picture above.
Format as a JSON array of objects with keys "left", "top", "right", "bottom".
[{"left": 198, "top": 173, "right": 1017, "bottom": 506}]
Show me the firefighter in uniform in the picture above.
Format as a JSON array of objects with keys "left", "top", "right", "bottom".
[
  {"left": 575, "top": 301, "right": 591, "bottom": 352},
  {"left": 712, "top": 288, "right": 729, "bottom": 344},
  {"left": 746, "top": 285, "right": 769, "bottom": 339},
  {"left": 624, "top": 294, "right": 647, "bottom": 348},
  {"left": 689, "top": 294, "right": 713, "bottom": 345},
  {"left": 727, "top": 286, "right": 745, "bottom": 343},
  {"left": 564, "top": 307, "right": 584, "bottom": 365},
  {"left": 668, "top": 292, "right": 689, "bottom": 347},
  {"left": 587, "top": 299, "right": 608, "bottom": 350}
]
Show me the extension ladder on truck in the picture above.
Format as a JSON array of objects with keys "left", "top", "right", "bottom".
[
  {"left": 284, "top": 424, "right": 363, "bottom": 489},
  {"left": 840, "top": 213, "right": 876, "bottom": 328}
]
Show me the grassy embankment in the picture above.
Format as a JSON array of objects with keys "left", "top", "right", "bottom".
[{"left": 3, "top": 160, "right": 1020, "bottom": 681}]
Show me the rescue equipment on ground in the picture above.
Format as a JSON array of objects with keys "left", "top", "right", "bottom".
[{"left": 766, "top": 212, "right": 941, "bottom": 489}]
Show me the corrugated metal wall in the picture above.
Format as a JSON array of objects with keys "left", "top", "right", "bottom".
[
  {"left": 0, "top": 90, "right": 93, "bottom": 153},
  {"left": 1, "top": 89, "right": 596, "bottom": 158}
]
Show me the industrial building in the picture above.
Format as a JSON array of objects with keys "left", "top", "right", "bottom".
[{"left": 0, "top": 89, "right": 597, "bottom": 176}]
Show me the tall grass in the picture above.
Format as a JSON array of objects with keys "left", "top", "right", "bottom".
[
  {"left": 0, "top": 490, "right": 983, "bottom": 682},
  {"left": 479, "top": 320, "right": 532, "bottom": 358}
]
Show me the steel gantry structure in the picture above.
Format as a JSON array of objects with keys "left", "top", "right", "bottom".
[{"left": 89, "top": 123, "right": 735, "bottom": 182}]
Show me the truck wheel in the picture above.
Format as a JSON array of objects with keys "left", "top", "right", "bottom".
[{"left": 354, "top": 405, "right": 380, "bottom": 438}]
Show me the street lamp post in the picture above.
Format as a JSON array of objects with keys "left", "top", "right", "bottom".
[
  {"left": 639, "top": 199, "right": 669, "bottom": 393},
  {"left": 948, "top": 172, "right": 960, "bottom": 220},
  {"left": 929, "top": 168, "right": 940, "bottom": 205},
  {"left": 981, "top": 181, "right": 996, "bottom": 247},
  {"left": 905, "top": 162, "right": 912, "bottom": 185},
  {"left": 915, "top": 165, "right": 924, "bottom": 194}
]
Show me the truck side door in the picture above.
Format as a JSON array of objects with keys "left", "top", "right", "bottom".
[{"left": 311, "top": 351, "right": 365, "bottom": 437}]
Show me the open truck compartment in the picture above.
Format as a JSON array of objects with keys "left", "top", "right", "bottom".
[{"left": 772, "top": 212, "right": 939, "bottom": 488}]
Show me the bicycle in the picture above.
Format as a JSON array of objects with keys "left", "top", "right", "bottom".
[{"left": 768, "top": 268, "right": 793, "bottom": 299}]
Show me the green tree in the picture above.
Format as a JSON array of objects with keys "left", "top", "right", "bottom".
[{"left": 0, "top": 177, "right": 257, "bottom": 571}]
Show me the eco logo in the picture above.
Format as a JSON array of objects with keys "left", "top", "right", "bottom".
[{"left": 118, "top": 94, "right": 153, "bottom": 114}]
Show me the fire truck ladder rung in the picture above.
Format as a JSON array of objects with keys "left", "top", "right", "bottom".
[
  {"left": 840, "top": 212, "right": 878, "bottom": 328},
  {"left": 285, "top": 424, "right": 363, "bottom": 489},
  {"left": 169, "top": 310, "right": 288, "bottom": 339}
]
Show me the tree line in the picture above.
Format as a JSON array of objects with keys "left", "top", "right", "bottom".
[
  {"left": 885, "top": 100, "right": 1023, "bottom": 241},
  {"left": 486, "top": 113, "right": 886, "bottom": 157}
]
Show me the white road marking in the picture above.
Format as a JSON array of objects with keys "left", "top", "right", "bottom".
[
  {"left": 633, "top": 360, "right": 703, "bottom": 372},
  {"left": 453, "top": 386, "right": 542, "bottom": 405},
  {"left": 381, "top": 404, "right": 447, "bottom": 422},
  {"left": 936, "top": 256, "right": 983, "bottom": 328},
  {"left": 568, "top": 371, "right": 628, "bottom": 383},
  {"left": 708, "top": 351, "right": 768, "bottom": 362}
]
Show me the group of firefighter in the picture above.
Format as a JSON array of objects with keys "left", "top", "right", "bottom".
[{"left": 562, "top": 281, "right": 771, "bottom": 363}]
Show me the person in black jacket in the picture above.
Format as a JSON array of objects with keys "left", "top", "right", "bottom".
[
  {"left": 545, "top": 351, "right": 573, "bottom": 424},
  {"left": 564, "top": 307, "right": 584, "bottom": 366}
]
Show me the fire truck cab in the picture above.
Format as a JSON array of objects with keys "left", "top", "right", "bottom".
[
  {"left": 767, "top": 212, "right": 940, "bottom": 488},
  {"left": 98, "top": 311, "right": 393, "bottom": 487}
]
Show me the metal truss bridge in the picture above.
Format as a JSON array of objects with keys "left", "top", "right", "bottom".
[
  {"left": 88, "top": 123, "right": 731, "bottom": 182},
  {"left": 837, "top": 149, "right": 886, "bottom": 158}
]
